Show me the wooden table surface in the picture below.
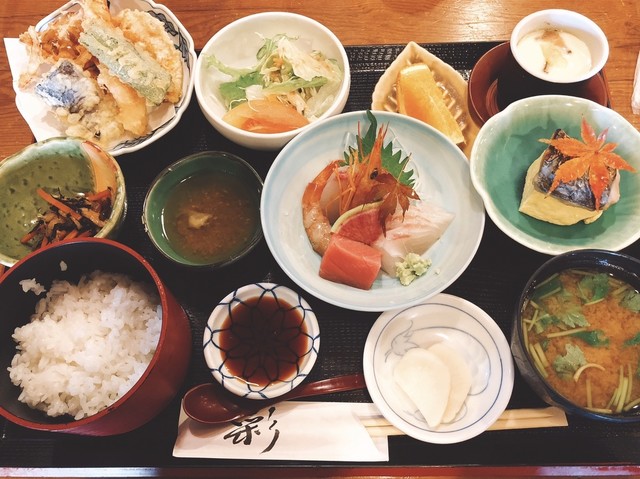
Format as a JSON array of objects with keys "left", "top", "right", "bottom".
[{"left": 1, "top": 0, "right": 639, "bottom": 160}]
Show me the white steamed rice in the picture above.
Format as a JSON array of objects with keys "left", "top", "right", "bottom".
[{"left": 8, "top": 271, "right": 162, "bottom": 420}]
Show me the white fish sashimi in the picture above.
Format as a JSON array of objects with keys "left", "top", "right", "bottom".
[{"left": 374, "top": 201, "right": 454, "bottom": 276}]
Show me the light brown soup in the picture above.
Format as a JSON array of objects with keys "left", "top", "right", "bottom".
[
  {"left": 162, "top": 172, "right": 259, "bottom": 264},
  {"left": 522, "top": 269, "right": 640, "bottom": 414}
]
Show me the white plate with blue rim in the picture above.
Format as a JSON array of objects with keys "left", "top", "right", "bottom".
[
  {"left": 261, "top": 110, "right": 485, "bottom": 312},
  {"left": 363, "top": 293, "right": 514, "bottom": 444},
  {"left": 7, "top": 0, "right": 196, "bottom": 156}
]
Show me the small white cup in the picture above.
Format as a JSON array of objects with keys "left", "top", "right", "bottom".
[{"left": 510, "top": 9, "right": 609, "bottom": 84}]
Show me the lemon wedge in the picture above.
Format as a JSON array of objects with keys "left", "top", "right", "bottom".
[{"left": 396, "top": 63, "right": 464, "bottom": 145}]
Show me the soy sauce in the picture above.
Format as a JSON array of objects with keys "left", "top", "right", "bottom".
[{"left": 219, "top": 295, "right": 310, "bottom": 387}]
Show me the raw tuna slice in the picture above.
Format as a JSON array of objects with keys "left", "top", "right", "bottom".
[
  {"left": 319, "top": 235, "right": 382, "bottom": 290},
  {"left": 374, "top": 201, "right": 454, "bottom": 276}
]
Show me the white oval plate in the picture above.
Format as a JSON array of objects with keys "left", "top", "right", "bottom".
[
  {"left": 261, "top": 110, "right": 485, "bottom": 312},
  {"left": 8, "top": 0, "right": 196, "bottom": 157},
  {"left": 363, "top": 293, "right": 514, "bottom": 443}
]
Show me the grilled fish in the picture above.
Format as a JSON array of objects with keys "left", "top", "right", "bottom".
[{"left": 533, "top": 129, "right": 617, "bottom": 210}]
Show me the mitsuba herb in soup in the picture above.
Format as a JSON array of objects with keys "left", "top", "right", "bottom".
[
  {"left": 522, "top": 269, "right": 640, "bottom": 415},
  {"left": 162, "top": 172, "right": 259, "bottom": 264}
]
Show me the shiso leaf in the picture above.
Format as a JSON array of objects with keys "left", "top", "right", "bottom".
[{"left": 343, "top": 111, "right": 415, "bottom": 186}]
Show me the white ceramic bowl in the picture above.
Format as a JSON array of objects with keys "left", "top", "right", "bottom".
[
  {"left": 363, "top": 293, "right": 514, "bottom": 444},
  {"left": 9, "top": 0, "right": 196, "bottom": 156},
  {"left": 194, "top": 12, "right": 351, "bottom": 151},
  {"left": 510, "top": 9, "right": 608, "bottom": 84},
  {"left": 469, "top": 95, "right": 640, "bottom": 256},
  {"left": 261, "top": 110, "right": 485, "bottom": 312},
  {"left": 203, "top": 283, "right": 320, "bottom": 399}
]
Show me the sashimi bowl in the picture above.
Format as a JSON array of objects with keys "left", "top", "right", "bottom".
[
  {"left": 0, "top": 137, "right": 127, "bottom": 268},
  {"left": 261, "top": 110, "right": 485, "bottom": 312},
  {"left": 194, "top": 11, "right": 351, "bottom": 150},
  {"left": 469, "top": 95, "right": 640, "bottom": 255},
  {"left": 0, "top": 238, "right": 192, "bottom": 435}
]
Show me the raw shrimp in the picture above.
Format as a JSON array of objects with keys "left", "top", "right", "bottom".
[
  {"left": 341, "top": 124, "right": 388, "bottom": 211},
  {"left": 301, "top": 121, "right": 418, "bottom": 256},
  {"left": 302, "top": 160, "right": 340, "bottom": 256}
]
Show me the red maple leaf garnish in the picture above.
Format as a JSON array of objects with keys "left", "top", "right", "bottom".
[
  {"left": 540, "top": 117, "right": 636, "bottom": 210},
  {"left": 372, "top": 172, "right": 420, "bottom": 233}
]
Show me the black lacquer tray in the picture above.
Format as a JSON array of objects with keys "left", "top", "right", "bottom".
[{"left": 2, "top": 42, "right": 640, "bottom": 475}]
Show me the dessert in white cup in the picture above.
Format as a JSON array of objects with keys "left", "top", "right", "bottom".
[{"left": 510, "top": 9, "right": 608, "bottom": 84}]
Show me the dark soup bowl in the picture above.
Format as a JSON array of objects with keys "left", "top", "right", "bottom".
[
  {"left": 142, "top": 151, "right": 263, "bottom": 269},
  {"left": 0, "top": 238, "right": 192, "bottom": 435},
  {"left": 512, "top": 249, "right": 640, "bottom": 423}
]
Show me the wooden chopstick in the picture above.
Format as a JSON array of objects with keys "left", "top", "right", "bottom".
[{"left": 361, "top": 407, "right": 568, "bottom": 437}]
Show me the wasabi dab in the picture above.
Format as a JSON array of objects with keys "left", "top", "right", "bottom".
[{"left": 396, "top": 253, "right": 431, "bottom": 286}]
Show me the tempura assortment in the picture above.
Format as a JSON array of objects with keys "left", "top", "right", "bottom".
[{"left": 18, "top": 0, "right": 183, "bottom": 148}]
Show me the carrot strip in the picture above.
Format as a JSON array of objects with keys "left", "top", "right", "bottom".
[
  {"left": 85, "top": 188, "right": 112, "bottom": 202},
  {"left": 64, "top": 229, "right": 79, "bottom": 240},
  {"left": 77, "top": 230, "right": 94, "bottom": 238},
  {"left": 37, "top": 188, "right": 82, "bottom": 221},
  {"left": 20, "top": 229, "right": 39, "bottom": 245}
]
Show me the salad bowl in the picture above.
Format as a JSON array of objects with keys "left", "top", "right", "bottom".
[
  {"left": 261, "top": 110, "right": 485, "bottom": 312},
  {"left": 194, "top": 11, "right": 351, "bottom": 150}
]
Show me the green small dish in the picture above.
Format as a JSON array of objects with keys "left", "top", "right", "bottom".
[
  {"left": 0, "top": 137, "right": 127, "bottom": 267},
  {"left": 470, "top": 95, "right": 640, "bottom": 255},
  {"left": 142, "top": 151, "right": 263, "bottom": 268}
]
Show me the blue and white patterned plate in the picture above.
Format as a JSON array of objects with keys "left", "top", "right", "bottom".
[
  {"left": 203, "top": 283, "right": 320, "bottom": 399},
  {"left": 363, "top": 293, "right": 514, "bottom": 443},
  {"left": 9, "top": 0, "right": 196, "bottom": 156}
]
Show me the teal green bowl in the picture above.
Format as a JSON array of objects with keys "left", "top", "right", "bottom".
[
  {"left": 0, "top": 138, "right": 127, "bottom": 267},
  {"left": 470, "top": 95, "right": 640, "bottom": 255},
  {"left": 142, "top": 151, "right": 263, "bottom": 268}
]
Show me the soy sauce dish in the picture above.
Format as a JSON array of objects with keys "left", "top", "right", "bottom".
[
  {"left": 203, "top": 283, "right": 320, "bottom": 399},
  {"left": 142, "top": 151, "right": 263, "bottom": 268}
]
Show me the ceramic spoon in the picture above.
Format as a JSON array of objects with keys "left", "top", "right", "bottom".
[{"left": 182, "top": 372, "right": 366, "bottom": 425}]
